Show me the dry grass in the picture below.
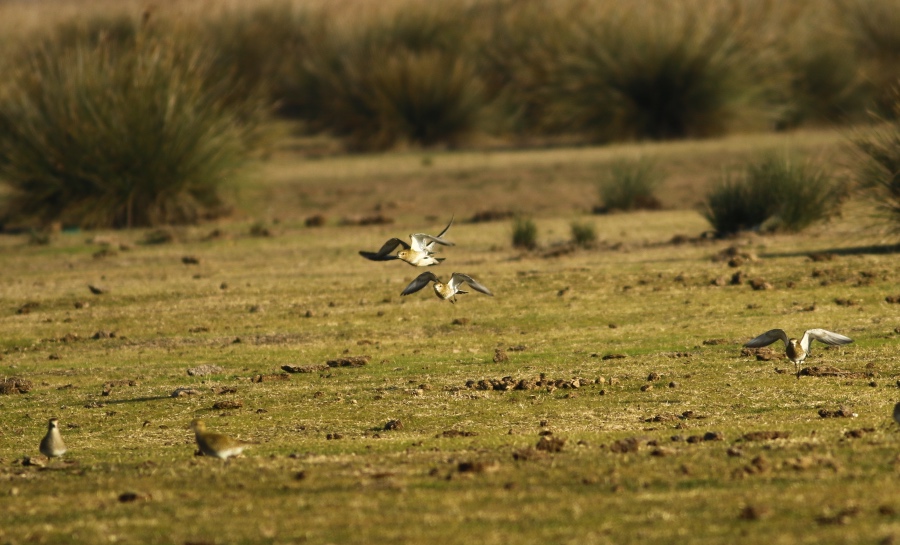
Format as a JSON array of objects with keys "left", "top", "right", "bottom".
[{"left": 1, "top": 127, "right": 899, "bottom": 543}]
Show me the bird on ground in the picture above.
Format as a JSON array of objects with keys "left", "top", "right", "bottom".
[
  {"left": 191, "top": 419, "right": 253, "bottom": 460},
  {"left": 39, "top": 418, "right": 67, "bottom": 458},
  {"left": 744, "top": 328, "right": 853, "bottom": 379},
  {"left": 401, "top": 271, "right": 494, "bottom": 303},
  {"left": 359, "top": 217, "right": 454, "bottom": 267}
]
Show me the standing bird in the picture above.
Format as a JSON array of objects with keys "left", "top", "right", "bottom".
[
  {"left": 191, "top": 419, "right": 252, "bottom": 460},
  {"left": 401, "top": 272, "right": 494, "bottom": 303},
  {"left": 39, "top": 418, "right": 67, "bottom": 458},
  {"left": 744, "top": 328, "right": 853, "bottom": 379},
  {"left": 359, "top": 217, "right": 454, "bottom": 267}
]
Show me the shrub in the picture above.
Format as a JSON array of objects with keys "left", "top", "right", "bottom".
[
  {"left": 542, "top": 1, "right": 776, "bottom": 141},
  {"left": 597, "top": 158, "right": 663, "bottom": 212},
  {"left": 836, "top": 0, "right": 900, "bottom": 116},
  {"left": 703, "top": 172, "right": 775, "bottom": 235},
  {"left": 704, "top": 155, "right": 845, "bottom": 235},
  {"left": 285, "top": 2, "right": 487, "bottom": 150},
  {"left": 851, "top": 92, "right": 900, "bottom": 228},
  {"left": 570, "top": 221, "right": 597, "bottom": 247},
  {"left": 0, "top": 38, "right": 258, "bottom": 229},
  {"left": 512, "top": 216, "right": 538, "bottom": 250}
]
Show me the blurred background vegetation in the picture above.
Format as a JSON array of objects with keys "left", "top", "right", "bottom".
[{"left": 0, "top": 0, "right": 899, "bottom": 230}]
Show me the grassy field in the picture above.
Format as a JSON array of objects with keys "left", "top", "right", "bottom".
[{"left": 1, "top": 128, "right": 900, "bottom": 544}]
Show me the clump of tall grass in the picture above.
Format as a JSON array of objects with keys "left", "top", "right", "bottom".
[
  {"left": 542, "top": 1, "right": 777, "bottom": 141},
  {"left": 0, "top": 37, "right": 258, "bottom": 228},
  {"left": 836, "top": 0, "right": 900, "bottom": 116},
  {"left": 596, "top": 158, "right": 663, "bottom": 212},
  {"left": 286, "top": 2, "right": 487, "bottom": 150},
  {"left": 704, "top": 154, "right": 845, "bottom": 235},
  {"left": 851, "top": 91, "right": 900, "bottom": 228},
  {"left": 512, "top": 216, "right": 538, "bottom": 250},
  {"left": 570, "top": 221, "right": 597, "bottom": 247},
  {"left": 772, "top": 6, "right": 867, "bottom": 128}
]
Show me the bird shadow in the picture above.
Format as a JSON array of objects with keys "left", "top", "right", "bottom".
[
  {"left": 759, "top": 243, "right": 900, "bottom": 259},
  {"left": 104, "top": 395, "right": 173, "bottom": 404}
]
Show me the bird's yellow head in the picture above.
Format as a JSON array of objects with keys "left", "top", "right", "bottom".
[
  {"left": 191, "top": 419, "right": 206, "bottom": 432},
  {"left": 398, "top": 250, "right": 408, "bottom": 259}
]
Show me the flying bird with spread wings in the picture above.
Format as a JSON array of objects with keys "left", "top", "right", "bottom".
[
  {"left": 744, "top": 328, "right": 853, "bottom": 378},
  {"left": 359, "top": 217, "right": 454, "bottom": 267},
  {"left": 401, "top": 271, "right": 493, "bottom": 303}
]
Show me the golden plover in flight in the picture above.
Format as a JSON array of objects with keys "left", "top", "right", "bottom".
[
  {"left": 744, "top": 328, "right": 853, "bottom": 379},
  {"left": 39, "top": 418, "right": 67, "bottom": 458},
  {"left": 359, "top": 217, "right": 454, "bottom": 267},
  {"left": 191, "top": 419, "right": 252, "bottom": 460},
  {"left": 401, "top": 271, "right": 494, "bottom": 303}
]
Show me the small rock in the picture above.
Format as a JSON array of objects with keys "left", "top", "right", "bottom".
[
  {"left": 327, "top": 356, "right": 370, "bottom": 367},
  {"left": 0, "top": 377, "right": 33, "bottom": 395},
  {"left": 749, "top": 279, "right": 773, "bottom": 291},
  {"left": 181, "top": 256, "right": 200, "bottom": 265},
  {"left": 186, "top": 364, "right": 224, "bottom": 377},
  {"left": 212, "top": 400, "right": 242, "bottom": 410},
  {"left": 536, "top": 435, "right": 566, "bottom": 453},
  {"left": 282, "top": 364, "right": 329, "bottom": 373}
]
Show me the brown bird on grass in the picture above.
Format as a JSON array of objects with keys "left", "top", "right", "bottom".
[
  {"left": 744, "top": 328, "right": 853, "bottom": 379},
  {"left": 191, "top": 419, "right": 252, "bottom": 460},
  {"left": 39, "top": 418, "right": 67, "bottom": 458},
  {"left": 359, "top": 217, "right": 454, "bottom": 267},
  {"left": 401, "top": 272, "right": 493, "bottom": 303}
]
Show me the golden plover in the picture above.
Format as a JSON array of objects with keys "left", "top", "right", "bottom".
[
  {"left": 39, "top": 418, "right": 67, "bottom": 458},
  {"left": 191, "top": 419, "right": 252, "bottom": 460},
  {"left": 401, "top": 271, "right": 493, "bottom": 303},
  {"left": 744, "top": 328, "right": 853, "bottom": 378}
]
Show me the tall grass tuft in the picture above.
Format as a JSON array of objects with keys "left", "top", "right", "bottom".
[
  {"left": 512, "top": 216, "right": 538, "bottom": 250},
  {"left": 543, "top": 1, "right": 776, "bottom": 141},
  {"left": 704, "top": 154, "right": 845, "bottom": 235},
  {"left": 775, "top": 15, "right": 867, "bottom": 128},
  {"left": 836, "top": 0, "right": 900, "bottom": 116},
  {"left": 570, "top": 221, "right": 597, "bottom": 247},
  {"left": 286, "top": 2, "right": 487, "bottom": 150},
  {"left": 851, "top": 91, "right": 900, "bottom": 228},
  {"left": 597, "top": 158, "right": 663, "bottom": 212},
  {"left": 0, "top": 38, "right": 258, "bottom": 229}
]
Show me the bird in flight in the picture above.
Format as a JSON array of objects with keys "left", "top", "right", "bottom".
[
  {"left": 359, "top": 217, "right": 454, "bottom": 267},
  {"left": 744, "top": 328, "right": 853, "bottom": 378},
  {"left": 401, "top": 271, "right": 493, "bottom": 303}
]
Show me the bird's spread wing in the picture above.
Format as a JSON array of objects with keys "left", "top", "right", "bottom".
[
  {"left": 436, "top": 216, "right": 454, "bottom": 239},
  {"left": 744, "top": 329, "right": 789, "bottom": 348},
  {"left": 359, "top": 238, "right": 410, "bottom": 261},
  {"left": 451, "top": 273, "right": 494, "bottom": 296},
  {"left": 802, "top": 329, "right": 853, "bottom": 351},
  {"left": 411, "top": 233, "right": 454, "bottom": 252},
  {"left": 401, "top": 272, "right": 439, "bottom": 296}
]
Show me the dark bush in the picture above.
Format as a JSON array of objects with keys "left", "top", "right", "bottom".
[
  {"left": 704, "top": 155, "right": 845, "bottom": 235},
  {"left": 0, "top": 38, "right": 259, "bottom": 228},
  {"left": 597, "top": 158, "right": 663, "bottom": 212}
]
